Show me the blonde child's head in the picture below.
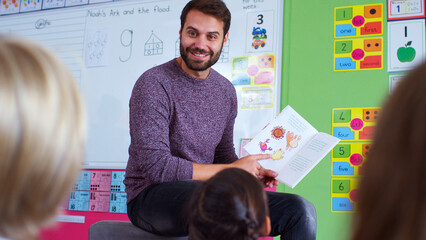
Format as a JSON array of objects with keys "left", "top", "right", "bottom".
[{"left": 0, "top": 35, "right": 86, "bottom": 240}]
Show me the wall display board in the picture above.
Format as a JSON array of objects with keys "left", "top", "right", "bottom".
[
  {"left": 279, "top": 0, "right": 388, "bottom": 239},
  {"left": 0, "top": 0, "right": 284, "bottom": 169},
  {"left": 334, "top": 4, "right": 384, "bottom": 71},
  {"left": 68, "top": 170, "right": 127, "bottom": 213},
  {"left": 331, "top": 107, "right": 379, "bottom": 213}
]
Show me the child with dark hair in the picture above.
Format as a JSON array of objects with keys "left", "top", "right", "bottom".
[
  {"left": 351, "top": 61, "right": 426, "bottom": 240},
  {"left": 189, "top": 168, "right": 270, "bottom": 240}
]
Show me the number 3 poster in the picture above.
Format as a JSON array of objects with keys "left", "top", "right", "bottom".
[{"left": 246, "top": 10, "right": 275, "bottom": 53}]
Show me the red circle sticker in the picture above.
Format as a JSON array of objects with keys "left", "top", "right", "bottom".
[
  {"left": 351, "top": 49, "right": 365, "bottom": 60},
  {"left": 350, "top": 118, "right": 364, "bottom": 130},
  {"left": 350, "top": 153, "right": 363, "bottom": 166},
  {"left": 352, "top": 15, "right": 365, "bottom": 27},
  {"left": 349, "top": 189, "right": 359, "bottom": 202}
]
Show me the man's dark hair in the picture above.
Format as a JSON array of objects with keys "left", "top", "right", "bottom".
[{"left": 180, "top": 0, "right": 231, "bottom": 37}]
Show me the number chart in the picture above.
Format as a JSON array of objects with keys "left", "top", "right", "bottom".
[
  {"left": 335, "top": 4, "right": 383, "bottom": 38},
  {"left": 331, "top": 178, "right": 359, "bottom": 212},
  {"left": 387, "top": 0, "right": 425, "bottom": 20},
  {"left": 67, "top": 170, "right": 127, "bottom": 213},
  {"left": 332, "top": 107, "right": 380, "bottom": 141},
  {"left": 331, "top": 107, "right": 377, "bottom": 213},
  {"left": 332, "top": 142, "right": 371, "bottom": 177},
  {"left": 334, "top": 37, "right": 383, "bottom": 71}
]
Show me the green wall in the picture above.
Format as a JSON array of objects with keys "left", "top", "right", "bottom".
[{"left": 278, "top": 1, "right": 388, "bottom": 239}]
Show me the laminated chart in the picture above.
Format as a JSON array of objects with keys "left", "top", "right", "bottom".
[
  {"left": 331, "top": 107, "right": 378, "bottom": 213},
  {"left": 20, "top": 0, "right": 42, "bottom": 12},
  {"left": 110, "top": 192, "right": 128, "bottom": 213},
  {"left": 335, "top": 4, "right": 383, "bottom": 38},
  {"left": 111, "top": 171, "right": 126, "bottom": 192},
  {"left": 387, "top": 19, "right": 425, "bottom": 72},
  {"left": 0, "top": 0, "right": 20, "bottom": 15},
  {"left": 67, "top": 170, "right": 127, "bottom": 213},
  {"left": 389, "top": 74, "right": 405, "bottom": 93},
  {"left": 387, "top": 0, "right": 425, "bottom": 20},
  {"left": 42, "top": 0, "right": 66, "bottom": 9},
  {"left": 69, "top": 191, "right": 90, "bottom": 211},
  {"left": 232, "top": 54, "right": 275, "bottom": 86},
  {"left": 332, "top": 142, "right": 371, "bottom": 177},
  {"left": 89, "top": 192, "right": 111, "bottom": 212},
  {"left": 334, "top": 37, "right": 383, "bottom": 71},
  {"left": 90, "top": 170, "right": 112, "bottom": 191},
  {"left": 65, "top": 0, "right": 88, "bottom": 7},
  {"left": 332, "top": 107, "right": 380, "bottom": 141},
  {"left": 241, "top": 87, "right": 273, "bottom": 109},
  {"left": 72, "top": 171, "right": 91, "bottom": 191},
  {"left": 331, "top": 178, "right": 359, "bottom": 212}
]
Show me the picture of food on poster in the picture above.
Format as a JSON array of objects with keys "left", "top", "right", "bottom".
[
  {"left": 232, "top": 5, "right": 282, "bottom": 158},
  {"left": 387, "top": 19, "right": 425, "bottom": 72},
  {"left": 386, "top": 0, "right": 425, "bottom": 97}
]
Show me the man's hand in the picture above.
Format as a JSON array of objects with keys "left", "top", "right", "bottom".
[{"left": 230, "top": 154, "right": 279, "bottom": 188}]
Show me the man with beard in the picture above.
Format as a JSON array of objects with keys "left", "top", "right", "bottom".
[{"left": 124, "top": 0, "right": 317, "bottom": 239}]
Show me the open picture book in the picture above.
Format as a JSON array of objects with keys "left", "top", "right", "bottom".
[{"left": 244, "top": 105, "right": 340, "bottom": 188}]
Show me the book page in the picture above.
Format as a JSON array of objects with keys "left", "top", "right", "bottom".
[
  {"left": 277, "top": 132, "right": 340, "bottom": 188},
  {"left": 243, "top": 105, "right": 319, "bottom": 172}
]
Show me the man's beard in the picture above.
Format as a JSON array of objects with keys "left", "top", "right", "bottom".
[{"left": 179, "top": 40, "right": 223, "bottom": 71}]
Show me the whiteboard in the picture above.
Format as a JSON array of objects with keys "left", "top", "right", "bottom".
[{"left": 0, "top": 0, "right": 283, "bottom": 169}]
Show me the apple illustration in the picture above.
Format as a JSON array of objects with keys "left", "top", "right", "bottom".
[{"left": 397, "top": 41, "right": 416, "bottom": 63}]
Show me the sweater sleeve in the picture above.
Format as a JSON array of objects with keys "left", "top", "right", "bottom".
[
  {"left": 213, "top": 85, "right": 239, "bottom": 164},
  {"left": 127, "top": 74, "right": 193, "bottom": 185}
]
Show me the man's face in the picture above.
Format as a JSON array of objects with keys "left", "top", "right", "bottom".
[{"left": 179, "top": 9, "right": 228, "bottom": 74}]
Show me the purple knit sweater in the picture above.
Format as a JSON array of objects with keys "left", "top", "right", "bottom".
[{"left": 124, "top": 59, "right": 239, "bottom": 203}]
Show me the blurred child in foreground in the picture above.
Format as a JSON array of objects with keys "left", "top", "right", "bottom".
[
  {"left": 351, "top": 62, "right": 426, "bottom": 240},
  {"left": 0, "top": 36, "right": 86, "bottom": 240}
]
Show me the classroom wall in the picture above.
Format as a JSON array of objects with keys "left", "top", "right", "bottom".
[
  {"left": 279, "top": 0, "right": 388, "bottom": 240},
  {"left": 3, "top": 0, "right": 407, "bottom": 239}
]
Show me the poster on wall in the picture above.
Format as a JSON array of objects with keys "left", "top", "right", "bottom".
[
  {"left": 387, "top": 0, "right": 425, "bottom": 20},
  {"left": 334, "top": 37, "right": 383, "bottom": 71},
  {"left": 246, "top": 10, "right": 275, "bottom": 53},
  {"left": 387, "top": 19, "right": 425, "bottom": 72},
  {"left": 334, "top": 4, "right": 383, "bottom": 38}
]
